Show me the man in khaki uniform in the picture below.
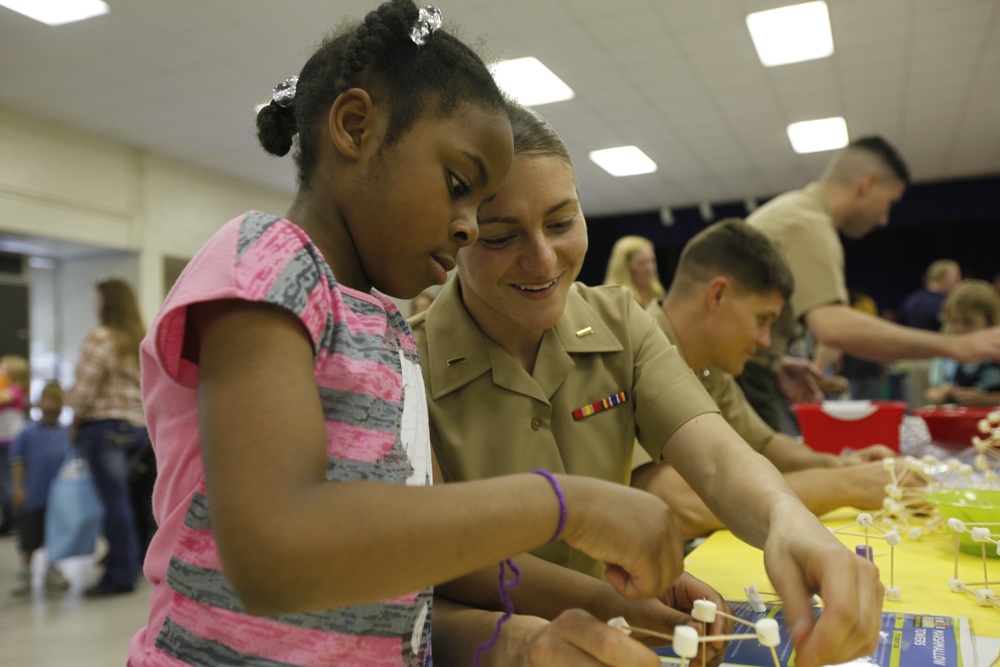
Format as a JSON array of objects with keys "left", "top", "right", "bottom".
[
  {"left": 631, "top": 220, "right": 913, "bottom": 540},
  {"left": 738, "top": 136, "right": 1000, "bottom": 429}
]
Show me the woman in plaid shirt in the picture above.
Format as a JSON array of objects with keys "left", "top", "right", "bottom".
[{"left": 67, "top": 277, "right": 148, "bottom": 596}]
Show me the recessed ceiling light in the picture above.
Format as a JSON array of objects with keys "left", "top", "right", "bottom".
[
  {"left": 0, "top": 0, "right": 109, "bottom": 26},
  {"left": 588, "top": 146, "right": 657, "bottom": 177},
  {"left": 787, "top": 117, "right": 849, "bottom": 154},
  {"left": 490, "top": 57, "right": 575, "bottom": 107},
  {"left": 746, "top": 1, "right": 834, "bottom": 67}
]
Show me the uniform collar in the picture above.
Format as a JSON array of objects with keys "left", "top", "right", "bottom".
[
  {"left": 804, "top": 181, "right": 835, "bottom": 221},
  {"left": 422, "top": 278, "right": 622, "bottom": 402},
  {"left": 648, "top": 301, "right": 719, "bottom": 379},
  {"left": 647, "top": 302, "right": 679, "bottom": 349}
]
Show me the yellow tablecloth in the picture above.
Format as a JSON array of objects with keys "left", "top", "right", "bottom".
[{"left": 684, "top": 508, "right": 1000, "bottom": 639}]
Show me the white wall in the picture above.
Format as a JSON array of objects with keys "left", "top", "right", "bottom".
[
  {"left": 0, "top": 107, "right": 293, "bottom": 386},
  {"left": 0, "top": 107, "right": 292, "bottom": 319}
]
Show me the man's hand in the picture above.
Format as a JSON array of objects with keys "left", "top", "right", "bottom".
[
  {"left": 841, "top": 444, "right": 896, "bottom": 465},
  {"left": 776, "top": 357, "right": 824, "bottom": 403}
]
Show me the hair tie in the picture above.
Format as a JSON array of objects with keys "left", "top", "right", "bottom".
[
  {"left": 271, "top": 75, "right": 299, "bottom": 108},
  {"left": 409, "top": 5, "right": 442, "bottom": 45},
  {"left": 532, "top": 469, "right": 567, "bottom": 543}
]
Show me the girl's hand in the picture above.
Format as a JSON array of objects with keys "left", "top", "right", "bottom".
[
  {"left": 558, "top": 476, "right": 686, "bottom": 601},
  {"left": 659, "top": 572, "right": 731, "bottom": 665},
  {"left": 519, "top": 609, "right": 660, "bottom": 667}
]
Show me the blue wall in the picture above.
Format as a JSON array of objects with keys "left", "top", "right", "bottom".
[{"left": 581, "top": 174, "right": 1000, "bottom": 313}]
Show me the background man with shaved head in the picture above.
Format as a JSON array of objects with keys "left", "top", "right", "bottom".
[{"left": 736, "top": 136, "right": 1000, "bottom": 430}]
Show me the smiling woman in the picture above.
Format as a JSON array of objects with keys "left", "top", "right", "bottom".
[
  {"left": 456, "top": 153, "right": 588, "bottom": 371},
  {"left": 409, "top": 101, "right": 887, "bottom": 667}
]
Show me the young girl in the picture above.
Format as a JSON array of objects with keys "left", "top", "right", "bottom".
[
  {"left": 0, "top": 354, "right": 29, "bottom": 536},
  {"left": 926, "top": 279, "right": 1000, "bottom": 406},
  {"left": 130, "top": 2, "right": 683, "bottom": 666},
  {"left": 9, "top": 381, "right": 72, "bottom": 595}
]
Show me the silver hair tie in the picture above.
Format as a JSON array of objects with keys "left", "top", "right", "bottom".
[
  {"left": 409, "top": 5, "right": 442, "bottom": 46},
  {"left": 271, "top": 75, "right": 299, "bottom": 108}
]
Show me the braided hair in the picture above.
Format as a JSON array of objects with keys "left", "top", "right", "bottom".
[{"left": 256, "top": 0, "right": 506, "bottom": 187}]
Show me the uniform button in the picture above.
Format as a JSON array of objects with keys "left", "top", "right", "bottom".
[{"left": 530, "top": 417, "right": 542, "bottom": 431}]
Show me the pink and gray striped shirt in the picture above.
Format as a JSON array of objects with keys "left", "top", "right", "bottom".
[{"left": 130, "top": 212, "right": 433, "bottom": 666}]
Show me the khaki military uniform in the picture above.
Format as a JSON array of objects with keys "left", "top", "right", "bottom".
[
  {"left": 410, "top": 278, "right": 718, "bottom": 578},
  {"left": 649, "top": 306, "right": 774, "bottom": 452},
  {"left": 737, "top": 183, "right": 851, "bottom": 427},
  {"left": 747, "top": 183, "right": 850, "bottom": 369}
]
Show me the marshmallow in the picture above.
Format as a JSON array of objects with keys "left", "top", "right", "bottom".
[
  {"left": 673, "top": 625, "right": 700, "bottom": 658},
  {"left": 607, "top": 616, "right": 631, "bottom": 635},
  {"left": 755, "top": 618, "right": 780, "bottom": 647},
  {"left": 971, "top": 527, "right": 992, "bottom": 543},
  {"left": 691, "top": 599, "right": 717, "bottom": 623},
  {"left": 975, "top": 589, "right": 996, "bottom": 607}
]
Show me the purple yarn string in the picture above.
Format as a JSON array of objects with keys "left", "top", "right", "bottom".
[
  {"left": 470, "top": 471, "right": 564, "bottom": 665},
  {"left": 531, "top": 469, "right": 567, "bottom": 543},
  {"left": 472, "top": 558, "right": 522, "bottom": 667}
]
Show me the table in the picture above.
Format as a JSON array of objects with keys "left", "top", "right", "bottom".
[{"left": 684, "top": 508, "right": 1000, "bottom": 640}]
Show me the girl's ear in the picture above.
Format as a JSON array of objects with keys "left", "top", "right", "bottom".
[{"left": 328, "top": 88, "right": 375, "bottom": 161}]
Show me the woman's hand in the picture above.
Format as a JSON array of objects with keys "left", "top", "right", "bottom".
[
  {"left": 762, "top": 506, "right": 883, "bottom": 667},
  {"left": 559, "top": 476, "right": 686, "bottom": 601},
  {"left": 517, "top": 609, "right": 661, "bottom": 667},
  {"left": 660, "top": 572, "right": 732, "bottom": 661}
]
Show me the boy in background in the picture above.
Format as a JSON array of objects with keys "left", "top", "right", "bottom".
[{"left": 10, "top": 381, "right": 71, "bottom": 596}]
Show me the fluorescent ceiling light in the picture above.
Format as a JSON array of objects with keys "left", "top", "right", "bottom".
[
  {"left": 746, "top": 1, "right": 833, "bottom": 67},
  {"left": 589, "top": 146, "right": 657, "bottom": 177},
  {"left": 0, "top": 0, "right": 108, "bottom": 26},
  {"left": 787, "top": 117, "right": 849, "bottom": 154},
  {"left": 490, "top": 57, "right": 574, "bottom": 107}
]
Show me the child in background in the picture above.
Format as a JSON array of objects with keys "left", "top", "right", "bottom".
[
  {"left": 9, "top": 381, "right": 71, "bottom": 596},
  {"left": 927, "top": 279, "right": 1000, "bottom": 406},
  {"left": 130, "top": 2, "right": 685, "bottom": 666},
  {"left": 0, "top": 355, "right": 30, "bottom": 536}
]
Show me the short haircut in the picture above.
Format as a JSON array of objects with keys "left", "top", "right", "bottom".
[
  {"left": 849, "top": 136, "right": 910, "bottom": 185},
  {"left": 925, "top": 259, "right": 959, "bottom": 285},
  {"left": 672, "top": 219, "right": 794, "bottom": 300},
  {"left": 943, "top": 279, "right": 1000, "bottom": 328},
  {"left": 824, "top": 135, "right": 910, "bottom": 188},
  {"left": 40, "top": 381, "right": 64, "bottom": 404}
]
